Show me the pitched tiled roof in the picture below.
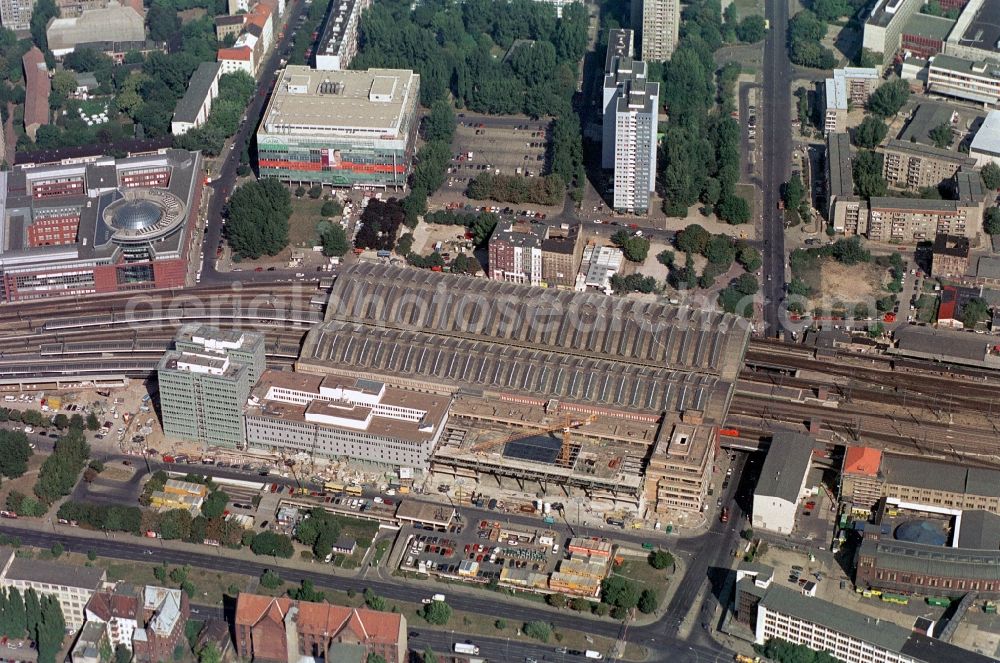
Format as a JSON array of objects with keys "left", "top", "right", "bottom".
[
  {"left": 235, "top": 594, "right": 402, "bottom": 646},
  {"left": 217, "top": 47, "right": 252, "bottom": 61},
  {"left": 843, "top": 446, "right": 881, "bottom": 477},
  {"left": 86, "top": 591, "right": 139, "bottom": 622}
]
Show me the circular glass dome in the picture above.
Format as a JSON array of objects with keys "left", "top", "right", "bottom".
[{"left": 111, "top": 200, "right": 163, "bottom": 231}]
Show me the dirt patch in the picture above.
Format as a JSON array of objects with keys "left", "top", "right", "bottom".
[
  {"left": 178, "top": 7, "right": 206, "bottom": 23},
  {"left": 805, "top": 259, "right": 882, "bottom": 304},
  {"left": 99, "top": 464, "right": 135, "bottom": 482}
]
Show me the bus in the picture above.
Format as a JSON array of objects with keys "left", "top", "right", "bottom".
[
  {"left": 324, "top": 482, "right": 345, "bottom": 494},
  {"left": 345, "top": 485, "right": 363, "bottom": 496}
]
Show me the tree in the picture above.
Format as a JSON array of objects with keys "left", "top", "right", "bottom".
[
  {"left": 787, "top": 11, "right": 836, "bottom": 68},
  {"left": 225, "top": 179, "right": 292, "bottom": 259},
  {"left": 733, "top": 273, "right": 760, "bottom": 296},
  {"left": 546, "top": 592, "right": 566, "bottom": 608},
  {"left": 30, "top": 0, "right": 58, "bottom": 51},
  {"left": 830, "top": 237, "right": 871, "bottom": 265},
  {"left": 717, "top": 195, "right": 751, "bottom": 224},
  {"left": 0, "top": 431, "right": 32, "bottom": 478},
  {"left": 198, "top": 643, "right": 221, "bottom": 663},
  {"left": 611, "top": 230, "right": 650, "bottom": 262},
  {"left": 854, "top": 116, "right": 888, "bottom": 149},
  {"left": 308, "top": 185, "right": 323, "bottom": 199},
  {"left": 320, "top": 200, "right": 343, "bottom": 217},
  {"left": 657, "top": 250, "right": 675, "bottom": 267},
  {"left": 867, "top": 79, "right": 910, "bottom": 117},
  {"left": 984, "top": 206, "right": 1000, "bottom": 234},
  {"left": 982, "top": 163, "right": 1000, "bottom": 190},
  {"left": 260, "top": 569, "right": 282, "bottom": 590},
  {"left": 419, "top": 600, "right": 452, "bottom": 625},
  {"left": 34, "top": 429, "right": 89, "bottom": 504},
  {"left": 736, "top": 15, "right": 766, "bottom": 42},
  {"left": 49, "top": 543, "right": 63, "bottom": 558},
  {"left": 422, "top": 99, "right": 456, "bottom": 142},
  {"left": 35, "top": 595, "right": 65, "bottom": 663},
  {"left": 737, "top": 244, "right": 762, "bottom": 272},
  {"left": 200, "top": 490, "right": 229, "bottom": 520},
  {"left": 86, "top": 412, "right": 100, "bottom": 431},
  {"left": 961, "top": 297, "right": 990, "bottom": 329},
  {"left": 113, "top": 644, "right": 131, "bottom": 663},
  {"left": 363, "top": 588, "right": 386, "bottom": 611},
  {"left": 648, "top": 549, "right": 674, "bottom": 569},
  {"left": 159, "top": 509, "right": 193, "bottom": 540},
  {"left": 367, "top": 655, "right": 387, "bottom": 663},
  {"left": 523, "top": 620, "right": 552, "bottom": 642},
  {"left": 852, "top": 150, "right": 887, "bottom": 198},
  {"left": 318, "top": 221, "right": 350, "bottom": 257},
  {"left": 637, "top": 589, "right": 658, "bottom": 614},
  {"left": 288, "top": 580, "right": 325, "bottom": 602},
  {"left": 250, "top": 531, "right": 294, "bottom": 558},
  {"left": 782, "top": 175, "right": 804, "bottom": 214},
  {"left": 600, "top": 576, "right": 639, "bottom": 609},
  {"left": 676, "top": 224, "right": 711, "bottom": 255},
  {"left": 929, "top": 122, "right": 953, "bottom": 149},
  {"left": 421, "top": 647, "right": 438, "bottom": 663},
  {"left": 147, "top": 0, "right": 181, "bottom": 42}
]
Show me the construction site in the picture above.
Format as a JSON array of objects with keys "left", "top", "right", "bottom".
[{"left": 297, "top": 263, "right": 752, "bottom": 521}]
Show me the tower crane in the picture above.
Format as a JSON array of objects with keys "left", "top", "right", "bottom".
[{"left": 470, "top": 414, "right": 598, "bottom": 465}]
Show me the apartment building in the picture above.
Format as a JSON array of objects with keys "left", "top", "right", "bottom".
[
  {"left": 752, "top": 432, "right": 815, "bottom": 535},
  {"left": 0, "top": 0, "right": 33, "bottom": 30},
  {"left": 488, "top": 219, "right": 583, "bottom": 287},
  {"left": 931, "top": 233, "right": 970, "bottom": 278},
  {"left": 639, "top": 0, "right": 680, "bottom": 62},
  {"left": 643, "top": 414, "right": 715, "bottom": 515},
  {"left": 244, "top": 370, "right": 450, "bottom": 470},
  {"left": 313, "top": 0, "right": 371, "bottom": 69},
  {"left": 157, "top": 326, "right": 265, "bottom": 448},
  {"left": 824, "top": 68, "right": 879, "bottom": 135},
  {"left": 0, "top": 547, "right": 106, "bottom": 629},
  {"left": 867, "top": 197, "right": 971, "bottom": 243},
  {"left": 826, "top": 132, "right": 868, "bottom": 235},
  {"left": 927, "top": 53, "right": 1000, "bottom": 106},
  {"left": 85, "top": 585, "right": 190, "bottom": 663},
  {"left": 879, "top": 139, "right": 977, "bottom": 189},
  {"left": 171, "top": 61, "right": 222, "bottom": 136},
  {"left": 601, "top": 29, "right": 658, "bottom": 214},
  {"left": 235, "top": 594, "right": 407, "bottom": 663}
]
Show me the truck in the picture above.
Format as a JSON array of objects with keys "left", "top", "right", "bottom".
[
  {"left": 543, "top": 515, "right": 555, "bottom": 524},
  {"left": 432, "top": 593, "right": 445, "bottom": 602},
  {"left": 720, "top": 507, "right": 730, "bottom": 523},
  {"left": 454, "top": 643, "right": 479, "bottom": 655},
  {"left": 585, "top": 651, "right": 603, "bottom": 659}
]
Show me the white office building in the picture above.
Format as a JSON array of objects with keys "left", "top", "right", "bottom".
[{"left": 751, "top": 431, "right": 814, "bottom": 535}]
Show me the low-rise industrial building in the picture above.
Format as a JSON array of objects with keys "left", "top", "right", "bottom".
[
  {"left": 149, "top": 478, "right": 209, "bottom": 513},
  {"left": 0, "top": 546, "right": 106, "bottom": 629},
  {"left": 751, "top": 432, "right": 815, "bottom": 535},
  {"left": 171, "top": 62, "right": 222, "bottom": 136},
  {"left": 22, "top": 47, "right": 49, "bottom": 142},
  {"left": 256, "top": 66, "right": 419, "bottom": 189},
  {"left": 970, "top": 109, "right": 1000, "bottom": 167},
  {"left": 244, "top": 369, "right": 450, "bottom": 470},
  {"left": 576, "top": 244, "right": 624, "bottom": 293},
  {"left": 879, "top": 139, "right": 977, "bottom": 190},
  {"left": 46, "top": 3, "right": 145, "bottom": 57},
  {"left": 0, "top": 148, "right": 204, "bottom": 302},
  {"left": 890, "top": 324, "right": 1000, "bottom": 367}
]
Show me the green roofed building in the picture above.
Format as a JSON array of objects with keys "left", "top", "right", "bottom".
[{"left": 157, "top": 324, "right": 265, "bottom": 448}]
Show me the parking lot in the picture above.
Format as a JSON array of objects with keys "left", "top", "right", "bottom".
[
  {"left": 400, "top": 518, "right": 565, "bottom": 583},
  {"left": 444, "top": 114, "right": 551, "bottom": 192}
]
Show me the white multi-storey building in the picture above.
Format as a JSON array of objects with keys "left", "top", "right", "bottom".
[
  {"left": 602, "top": 28, "right": 658, "bottom": 214},
  {"left": 638, "top": 0, "right": 679, "bottom": 61},
  {"left": 0, "top": 547, "right": 106, "bottom": 629}
]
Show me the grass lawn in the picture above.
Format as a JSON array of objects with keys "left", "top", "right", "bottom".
[
  {"left": 372, "top": 538, "right": 391, "bottom": 564},
  {"left": 288, "top": 197, "right": 325, "bottom": 248},
  {"left": 330, "top": 514, "right": 379, "bottom": 542},
  {"left": 915, "top": 294, "right": 938, "bottom": 323},
  {"left": 610, "top": 556, "right": 674, "bottom": 611},
  {"left": 733, "top": 0, "right": 763, "bottom": 16}
]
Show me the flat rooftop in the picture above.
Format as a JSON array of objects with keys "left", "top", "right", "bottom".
[
  {"left": 247, "top": 369, "right": 449, "bottom": 445},
  {"left": 898, "top": 102, "right": 957, "bottom": 146},
  {"left": 317, "top": 0, "right": 359, "bottom": 58},
  {"left": 260, "top": 65, "right": 418, "bottom": 135},
  {"left": 827, "top": 132, "right": 854, "bottom": 198},
  {"left": 972, "top": 110, "right": 1000, "bottom": 157},
  {"left": 903, "top": 12, "right": 956, "bottom": 41},
  {"left": 960, "top": 0, "right": 1000, "bottom": 55}
]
